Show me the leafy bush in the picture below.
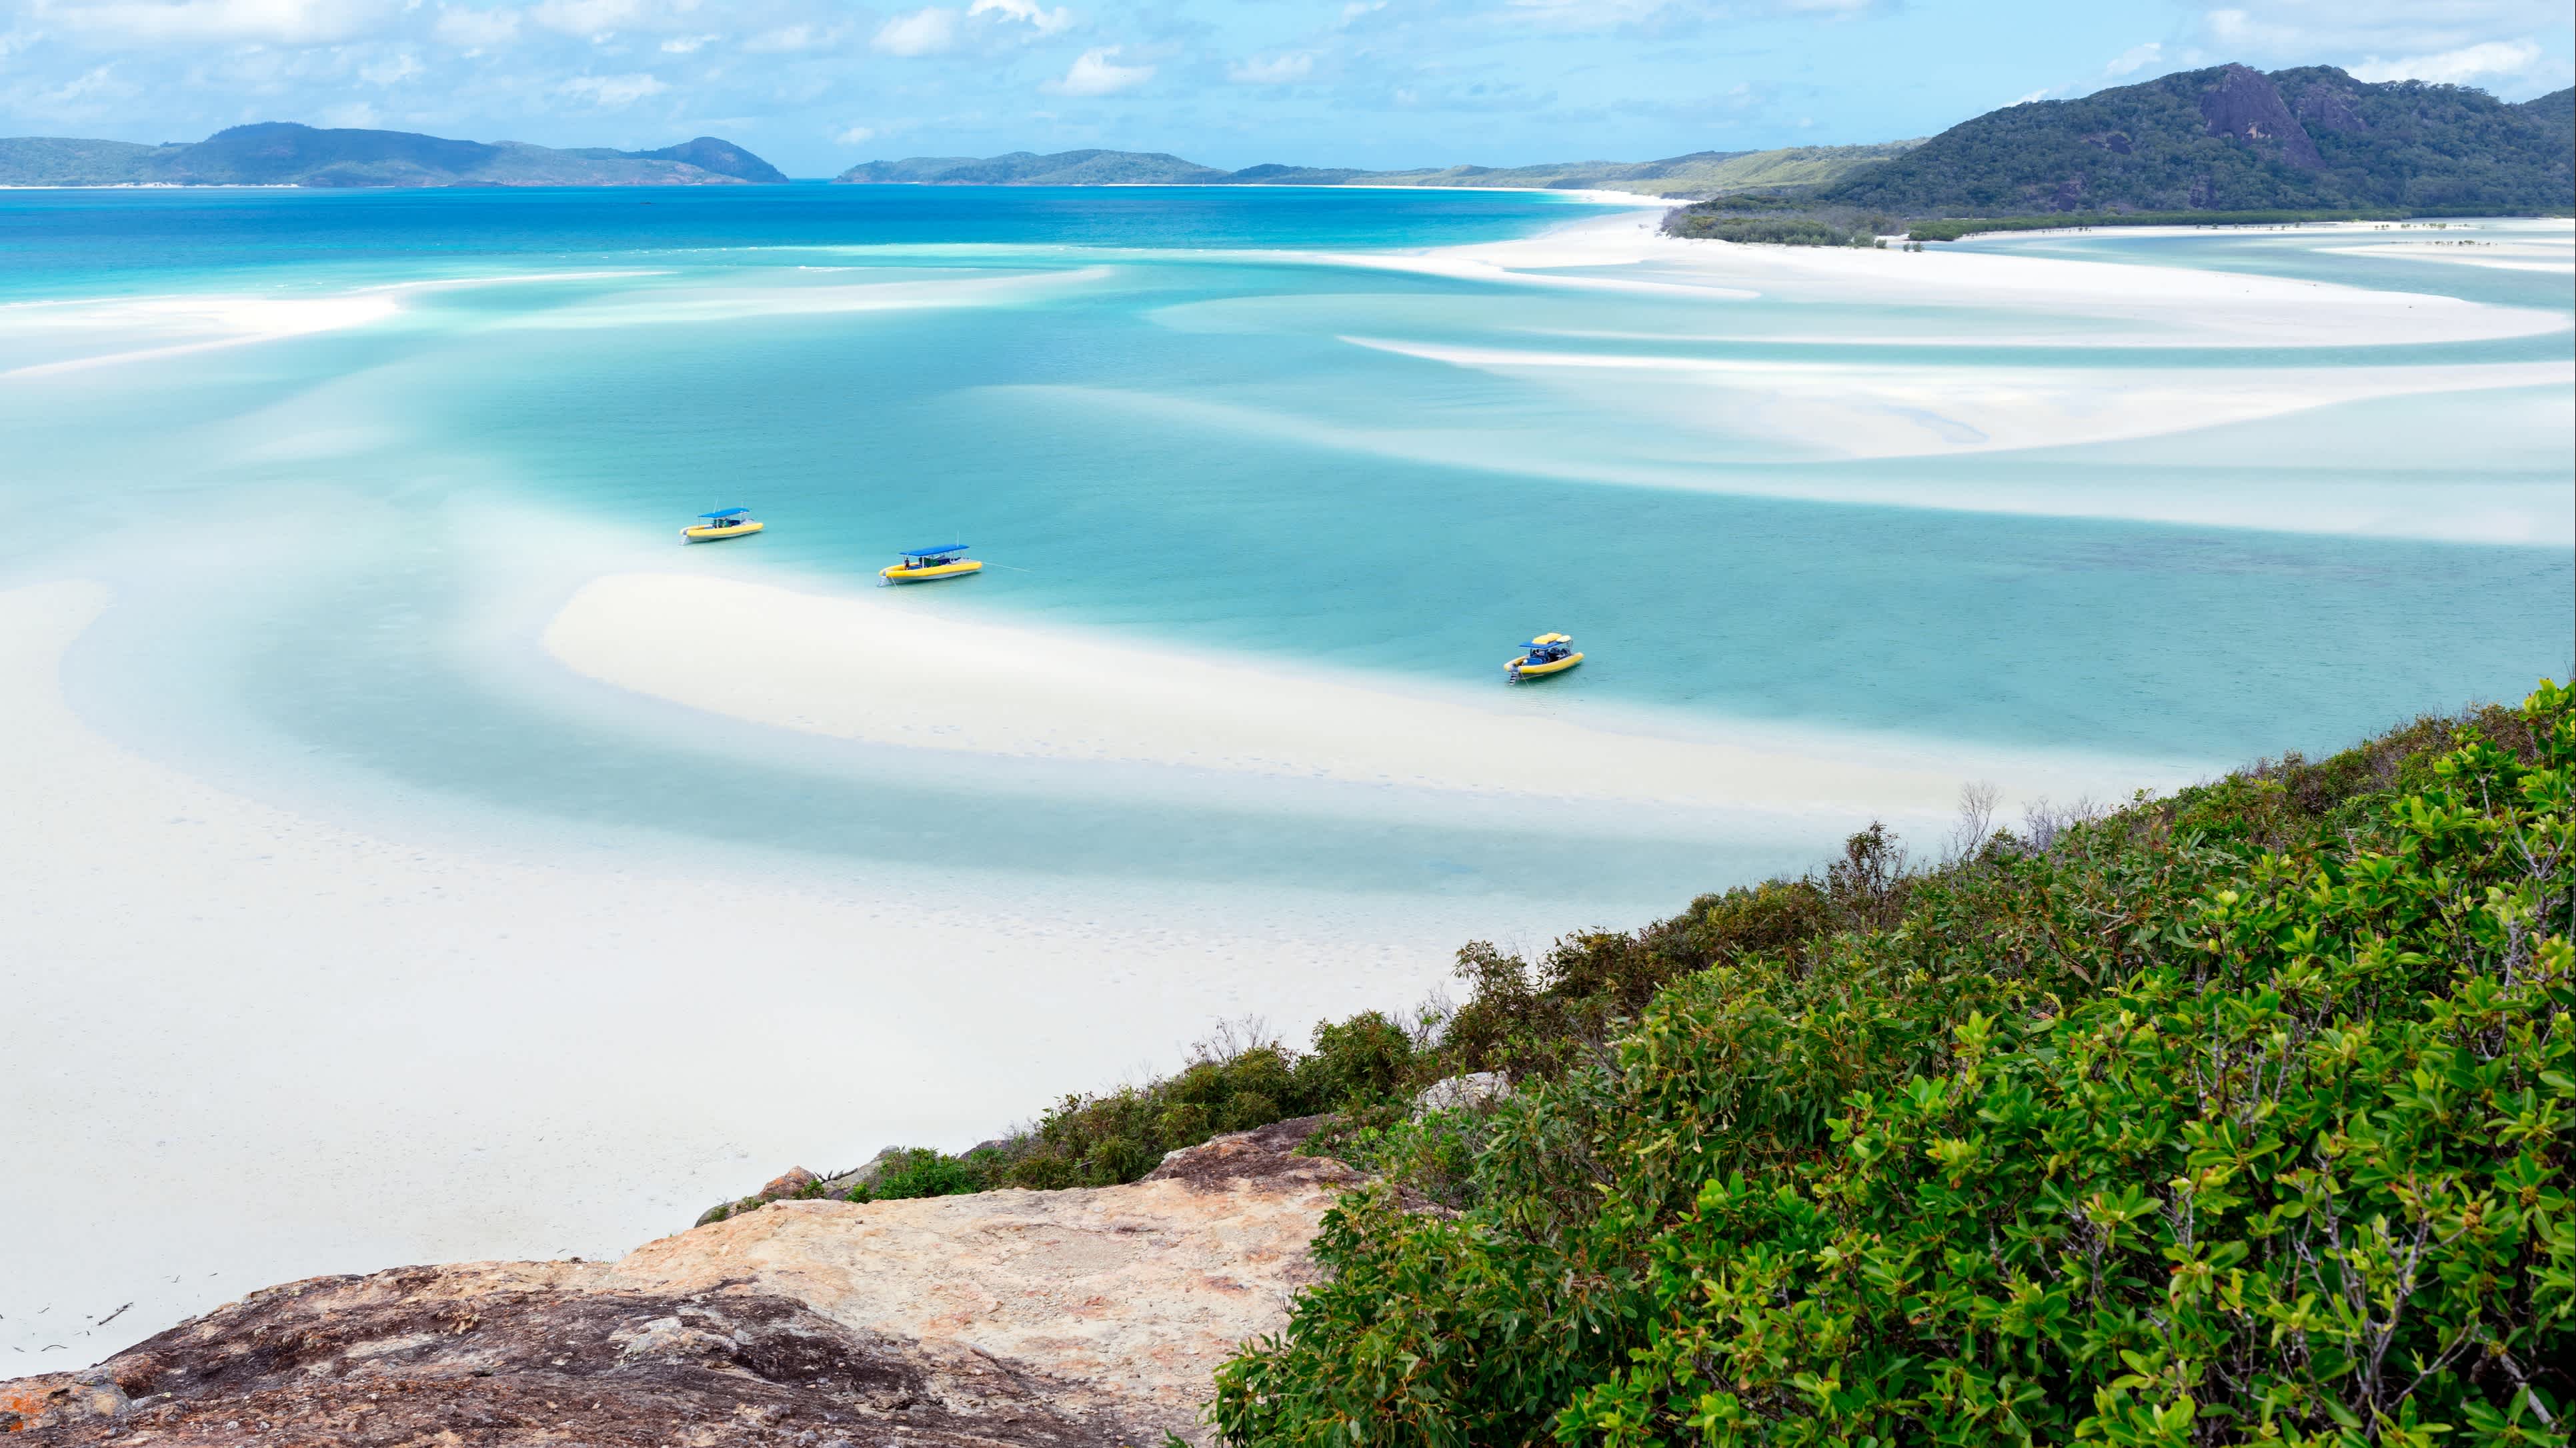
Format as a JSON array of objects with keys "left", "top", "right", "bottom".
[
  {"left": 847, "top": 1147, "right": 984, "bottom": 1202},
  {"left": 1663, "top": 209, "right": 1894, "bottom": 246},
  {"left": 1211, "top": 685, "right": 2574, "bottom": 1445},
  {"left": 818, "top": 1011, "right": 1441, "bottom": 1202},
  {"left": 1904, "top": 209, "right": 2403, "bottom": 241}
]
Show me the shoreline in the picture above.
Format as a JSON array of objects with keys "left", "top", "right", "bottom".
[
  {"left": 0, "top": 577, "right": 1608, "bottom": 1359},
  {"left": 543, "top": 571, "right": 2165, "bottom": 819}
]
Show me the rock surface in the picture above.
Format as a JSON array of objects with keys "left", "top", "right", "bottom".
[
  {"left": 0, "top": 1119, "right": 1357, "bottom": 1444},
  {"left": 1411, "top": 1071, "right": 1509, "bottom": 1119}
]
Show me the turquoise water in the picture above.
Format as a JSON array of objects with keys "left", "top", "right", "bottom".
[
  {"left": 2, "top": 189, "right": 2569, "bottom": 909},
  {"left": 1951, "top": 221, "right": 2576, "bottom": 311},
  {"left": 3, "top": 186, "right": 2571, "bottom": 1361},
  {"left": 0, "top": 182, "right": 1590, "bottom": 294}
]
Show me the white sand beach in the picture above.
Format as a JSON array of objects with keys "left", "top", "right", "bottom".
[
  {"left": 0, "top": 266, "right": 1106, "bottom": 377},
  {"left": 0, "top": 293, "right": 402, "bottom": 379},
  {"left": 1311, "top": 208, "right": 2571, "bottom": 348},
  {"left": 0, "top": 579, "right": 1548, "bottom": 1358},
  {"left": 2319, "top": 221, "right": 2576, "bottom": 273},
  {"left": 545, "top": 571, "right": 2129, "bottom": 819},
  {"left": 1338, "top": 336, "right": 2573, "bottom": 459}
]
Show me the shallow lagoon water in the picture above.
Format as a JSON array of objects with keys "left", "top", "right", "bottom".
[{"left": 2, "top": 189, "right": 2569, "bottom": 1354}]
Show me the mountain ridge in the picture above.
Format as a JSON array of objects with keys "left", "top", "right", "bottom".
[
  {"left": 831, "top": 141, "right": 1922, "bottom": 197},
  {"left": 1818, "top": 64, "right": 2573, "bottom": 213},
  {"left": 0, "top": 122, "right": 788, "bottom": 188}
]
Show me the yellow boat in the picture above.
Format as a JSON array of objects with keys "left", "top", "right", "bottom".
[
  {"left": 684, "top": 507, "right": 764, "bottom": 543},
  {"left": 1506, "top": 633, "right": 1583, "bottom": 682},
  {"left": 881, "top": 544, "right": 983, "bottom": 584}
]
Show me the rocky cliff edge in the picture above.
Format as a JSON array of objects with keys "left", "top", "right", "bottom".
[{"left": 0, "top": 1117, "right": 1355, "bottom": 1445}]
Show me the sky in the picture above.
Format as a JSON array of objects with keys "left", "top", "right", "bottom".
[{"left": 1, "top": 0, "right": 2571, "bottom": 175}]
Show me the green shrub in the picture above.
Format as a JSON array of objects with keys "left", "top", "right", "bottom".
[
  {"left": 847, "top": 1147, "right": 984, "bottom": 1202},
  {"left": 1212, "top": 683, "right": 2574, "bottom": 1446},
  {"left": 1667, "top": 214, "right": 1884, "bottom": 246},
  {"left": 840, "top": 1011, "right": 1441, "bottom": 1200},
  {"left": 1904, "top": 209, "right": 2405, "bottom": 241}
]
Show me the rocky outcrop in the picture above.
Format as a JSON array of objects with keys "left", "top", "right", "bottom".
[
  {"left": 1412, "top": 1071, "right": 1508, "bottom": 1118},
  {"left": 2196, "top": 63, "right": 2324, "bottom": 170},
  {"left": 2290, "top": 79, "right": 2371, "bottom": 135},
  {"left": 1, "top": 1123, "right": 1360, "bottom": 1443},
  {"left": 697, "top": 1165, "right": 832, "bottom": 1227}
]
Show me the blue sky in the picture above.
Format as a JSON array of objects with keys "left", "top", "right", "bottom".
[{"left": 3, "top": 0, "right": 2570, "bottom": 174}]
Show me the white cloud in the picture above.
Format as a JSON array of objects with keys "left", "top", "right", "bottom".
[
  {"left": 433, "top": 4, "right": 519, "bottom": 48},
  {"left": 529, "top": 0, "right": 644, "bottom": 38},
  {"left": 2014, "top": 87, "right": 2049, "bottom": 104},
  {"left": 660, "top": 32, "right": 717, "bottom": 53},
  {"left": 1498, "top": 0, "right": 1889, "bottom": 30},
  {"left": 1048, "top": 44, "right": 1150, "bottom": 95},
  {"left": 359, "top": 48, "right": 421, "bottom": 83},
  {"left": 2199, "top": 7, "right": 2287, "bottom": 49},
  {"left": 556, "top": 70, "right": 664, "bottom": 106},
  {"left": 833, "top": 124, "right": 876, "bottom": 145},
  {"left": 1228, "top": 51, "right": 1313, "bottom": 83},
  {"left": 2351, "top": 38, "right": 2543, "bottom": 83},
  {"left": 35, "top": 0, "right": 398, "bottom": 45},
  {"left": 872, "top": 6, "right": 955, "bottom": 55},
  {"left": 2191, "top": 1, "right": 2568, "bottom": 61},
  {"left": 968, "top": 0, "right": 1071, "bottom": 35},
  {"left": 41, "top": 62, "right": 133, "bottom": 102},
  {"left": 2104, "top": 41, "right": 2161, "bottom": 77},
  {"left": 742, "top": 23, "right": 824, "bottom": 52},
  {"left": 1500, "top": 0, "right": 1668, "bottom": 29}
]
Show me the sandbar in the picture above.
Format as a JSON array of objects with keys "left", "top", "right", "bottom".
[
  {"left": 0, "top": 579, "right": 1536, "bottom": 1358},
  {"left": 543, "top": 571, "right": 2159, "bottom": 818}
]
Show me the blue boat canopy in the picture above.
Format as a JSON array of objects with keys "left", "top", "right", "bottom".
[
  {"left": 699, "top": 508, "right": 751, "bottom": 519},
  {"left": 902, "top": 543, "right": 968, "bottom": 557}
]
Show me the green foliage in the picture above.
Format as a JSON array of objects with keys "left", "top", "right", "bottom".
[
  {"left": 1663, "top": 213, "right": 1888, "bottom": 246},
  {"left": 1906, "top": 209, "right": 2405, "bottom": 241},
  {"left": 846, "top": 1147, "right": 984, "bottom": 1203},
  {"left": 832, "top": 1011, "right": 1439, "bottom": 1201},
  {"left": 0, "top": 137, "right": 180, "bottom": 186},
  {"left": 1211, "top": 684, "right": 2575, "bottom": 1446},
  {"left": 1822, "top": 66, "right": 2572, "bottom": 216}
]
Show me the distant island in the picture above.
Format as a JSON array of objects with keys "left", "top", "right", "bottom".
[
  {"left": 834, "top": 64, "right": 2571, "bottom": 217},
  {"left": 831, "top": 141, "right": 1921, "bottom": 198},
  {"left": 9, "top": 63, "right": 2568, "bottom": 215},
  {"left": 0, "top": 123, "right": 788, "bottom": 188}
]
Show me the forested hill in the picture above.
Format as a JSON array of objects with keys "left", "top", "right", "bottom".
[
  {"left": 0, "top": 123, "right": 787, "bottom": 187},
  {"left": 1822, "top": 64, "right": 2573, "bottom": 214}
]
